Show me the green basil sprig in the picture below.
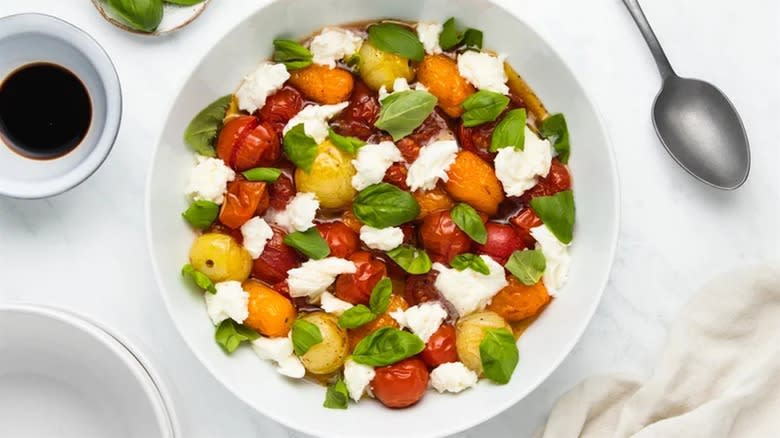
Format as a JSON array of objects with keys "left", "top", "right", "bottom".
[
  {"left": 183, "top": 94, "right": 232, "bottom": 157},
  {"left": 505, "top": 249, "right": 546, "bottom": 285},
  {"left": 451, "top": 253, "right": 490, "bottom": 275},
  {"left": 273, "top": 39, "right": 313, "bottom": 70},
  {"left": 439, "top": 17, "right": 483, "bottom": 51},
  {"left": 182, "top": 200, "right": 219, "bottom": 229},
  {"left": 530, "top": 190, "right": 575, "bottom": 244},
  {"left": 462, "top": 28, "right": 483, "bottom": 49},
  {"left": 106, "top": 0, "right": 163, "bottom": 33},
  {"left": 367, "top": 23, "right": 424, "bottom": 61},
  {"left": 328, "top": 128, "right": 365, "bottom": 155},
  {"left": 215, "top": 320, "right": 259, "bottom": 354},
  {"left": 375, "top": 90, "right": 437, "bottom": 141},
  {"left": 243, "top": 167, "right": 282, "bottom": 182},
  {"left": 368, "top": 278, "right": 393, "bottom": 315},
  {"left": 283, "top": 227, "right": 331, "bottom": 260},
  {"left": 338, "top": 278, "right": 393, "bottom": 329},
  {"left": 461, "top": 90, "right": 510, "bottom": 127},
  {"left": 291, "top": 319, "right": 323, "bottom": 356},
  {"left": 480, "top": 328, "right": 519, "bottom": 384},
  {"left": 540, "top": 113, "right": 571, "bottom": 164},
  {"left": 352, "top": 183, "right": 420, "bottom": 228},
  {"left": 451, "top": 203, "right": 487, "bottom": 244},
  {"left": 386, "top": 245, "right": 432, "bottom": 274},
  {"left": 351, "top": 327, "right": 425, "bottom": 366},
  {"left": 323, "top": 377, "right": 349, "bottom": 409},
  {"left": 181, "top": 264, "right": 216, "bottom": 294},
  {"left": 283, "top": 124, "right": 319, "bottom": 173},
  {"left": 490, "top": 109, "right": 526, "bottom": 152},
  {"left": 338, "top": 305, "right": 376, "bottom": 329}
]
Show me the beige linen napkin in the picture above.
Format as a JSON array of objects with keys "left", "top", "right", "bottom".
[{"left": 536, "top": 267, "right": 780, "bottom": 438}]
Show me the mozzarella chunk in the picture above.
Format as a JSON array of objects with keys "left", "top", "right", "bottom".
[
  {"left": 390, "top": 301, "right": 447, "bottom": 342},
  {"left": 283, "top": 102, "right": 348, "bottom": 144},
  {"left": 433, "top": 256, "right": 508, "bottom": 316},
  {"left": 378, "top": 78, "right": 428, "bottom": 101},
  {"left": 343, "top": 358, "right": 375, "bottom": 401},
  {"left": 359, "top": 225, "right": 404, "bottom": 251},
  {"left": 287, "top": 257, "right": 357, "bottom": 298},
  {"left": 417, "top": 22, "right": 443, "bottom": 55},
  {"left": 494, "top": 128, "right": 553, "bottom": 196},
  {"left": 530, "top": 225, "right": 570, "bottom": 294},
  {"left": 320, "top": 291, "right": 354, "bottom": 316},
  {"left": 310, "top": 27, "right": 363, "bottom": 68},
  {"left": 351, "top": 141, "right": 403, "bottom": 191},
  {"left": 204, "top": 281, "right": 249, "bottom": 325},
  {"left": 235, "top": 62, "right": 290, "bottom": 113},
  {"left": 430, "top": 362, "right": 478, "bottom": 393},
  {"left": 185, "top": 155, "right": 235, "bottom": 205},
  {"left": 405, "top": 140, "right": 459, "bottom": 191},
  {"left": 240, "top": 217, "right": 274, "bottom": 259},
  {"left": 268, "top": 192, "right": 319, "bottom": 233},
  {"left": 251, "top": 336, "right": 306, "bottom": 379},
  {"left": 457, "top": 51, "right": 509, "bottom": 95}
]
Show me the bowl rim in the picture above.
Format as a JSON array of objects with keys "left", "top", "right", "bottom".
[
  {"left": 0, "top": 13, "right": 122, "bottom": 199},
  {"left": 144, "top": 3, "right": 621, "bottom": 436}
]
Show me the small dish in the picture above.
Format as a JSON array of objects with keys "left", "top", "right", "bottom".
[{"left": 92, "top": 0, "right": 212, "bottom": 36}]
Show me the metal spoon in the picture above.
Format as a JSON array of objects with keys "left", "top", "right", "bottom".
[{"left": 622, "top": 0, "right": 750, "bottom": 190}]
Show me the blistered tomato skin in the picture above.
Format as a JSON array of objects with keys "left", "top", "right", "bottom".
[
  {"left": 216, "top": 116, "right": 281, "bottom": 172},
  {"left": 334, "top": 251, "right": 387, "bottom": 305},
  {"left": 419, "top": 210, "right": 473, "bottom": 264},
  {"left": 371, "top": 358, "right": 430, "bottom": 409},
  {"left": 421, "top": 324, "right": 458, "bottom": 368},
  {"left": 521, "top": 159, "right": 572, "bottom": 202},
  {"left": 257, "top": 86, "right": 304, "bottom": 132},
  {"left": 475, "top": 222, "right": 528, "bottom": 265},
  {"left": 457, "top": 119, "right": 497, "bottom": 163},
  {"left": 383, "top": 163, "right": 410, "bottom": 191},
  {"left": 316, "top": 222, "right": 359, "bottom": 259},
  {"left": 331, "top": 80, "right": 380, "bottom": 140},
  {"left": 404, "top": 272, "right": 440, "bottom": 306},
  {"left": 268, "top": 164, "right": 296, "bottom": 210},
  {"left": 252, "top": 225, "right": 301, "bottom": 284},
  {"left": 509, "top": 207, "right": 543, "bottom": 248},
  {"left": 396, "top": 109, "right": 452, "bottom": 163},
  {"left": 219, "top": 179, "right": 269, "bottom": 229}
]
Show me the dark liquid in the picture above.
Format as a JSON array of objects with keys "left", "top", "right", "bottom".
[{"left": 0, "top": 63, "right": 91, "bottom": 160}]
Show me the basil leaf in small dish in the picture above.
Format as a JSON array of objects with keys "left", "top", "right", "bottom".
[
  {"left": 215, "top": 319, "right": 259, "bottom": 354},
  {"left": 181, "top": 200, "right": 219, "bottom": 229},
  {"left": 386, "top": 245, "right": 432, "bottom": 275},
  {"left": 451, "top": 253, "right": 490, "bottom": 275},
  {"left": 530, "top": 190, "right": 576, "bottom": 244},
  {"left": 242, "top": 167, "right": 282, "bottom": 182},
  {"left": 323, "top": 378, "right": 349, "bottom": 409},
  {"left": 367, "top": 22, "right": 424, "bottom": 62},
  {"left": 283, "top": 227, "right": 331, "bottom": 260},
  {"left": 369, "top": 278, "right": 393, "bottom": 315},
  {"left": 461, "top": 90, "right": 510, "bottom": 127},
  {"left": 451, "top": 203, "right": 487, "bottom": 244},
  {"left": 351, "top": 327, "right": 425, "bottom": 367},
  {"left": 273, "top": 39, "right": 313, "bottom": 70},
  {"left": 480, "top": 328, "right": 519, "bottom": 384},
  {"left": 328, "top": 128, "right": 365, "bottom": 155},
  {"left": 181, "top": 263, "right": 216, "bottom": 294},
  {"left": 375, "top": 90, "right": 437, "bottom": 141},
  {"left": 183, "top": 94, "right": 231, "bottom": 157},
  {"left": 105, "top": 0, "right": 164, "bottom": 33},
  {"left": 352, "top": 183, "right": 420, "bottom": 228},
  {"left": 283, "top": 123, "right": 318, "bottom": 173},
  {"left": 338, "top": 305, "right": 377, "bottom": 329},
  {"left": 540, "top": 113, "right": 571, "bottom": 164},
  {"left": 490, "top": 108, "right": 526, "bottom": 152},
  {"left": 505, "top": 249, "right": 546, "bottom": 285},
  {"left": 291, "top": 319, "right": 323, "bottom": 356},
  {"left": 164, "top": 0, "right": 205, "bottom": 5}
]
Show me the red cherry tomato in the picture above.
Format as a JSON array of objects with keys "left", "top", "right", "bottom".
[
  {"left": 268, "top": 164, "right": 296, "bottom": 210},
  {"left": 404, "top": 272, "right": 439, "bottom": 306},
  {"left": 252, "top": 225, "right": 301, "bottom": 284},
  {"left": 520, "top": 159, "right": 572, "bottom": 202},
  {"left": 219, "top": 179, "right": 269, "bottom": 229},
  {"left": 475, "top": 222, "right": 528, "bottom": 265},
  {"left": 217, "top": 115, "right": 281, "bottom": 171},
  {"left": 457, "top": 119, "right": 497, "bottom": 163},
  {"left": 509, "top": 207, "right": 543, "bottom": 248},
  {"left": 334, "top": 251, "right": 387, "bottom": 305},
  {"left": 396, "top": 109, "right": 451, "bottom": 163},
  {"left": 383, "top": 163, "right": 410, "bottom": 191},
  {"left": 371, "top": 358, "right": 429, "bottom": 409},
  {"left": 316, "top": 222, "right": 359, "bottom": 259},
  {"left": 421, "top": 324, "right": 458, "bottom": 368},
  {"left": 331, "top": 80, "right": 380, "bottom": 140},
  {"left": 257, "top": 86, "right": 303, "bottom": 132},
  {"left": 419, "top": 210, "right": 472, "bottom": 264}
]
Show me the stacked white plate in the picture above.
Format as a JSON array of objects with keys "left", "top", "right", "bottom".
[{"left": 0, "top": 305, "right": 178, "bottom": 438}]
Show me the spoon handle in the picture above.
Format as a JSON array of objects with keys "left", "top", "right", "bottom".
[{"left": 622, "top": 0, "right": 676, "bottom": 79}]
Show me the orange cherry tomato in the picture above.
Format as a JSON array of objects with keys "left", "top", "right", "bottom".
[
  {"left": 219, "top": 179, "right": 269, "bottom": 229},
  {"left": 487, "top": 276, "right": 551, "bottom": 322},
  {"left": 242, "top": 280, "right": 296, "bottom": 338},
  {"left": 419, "top": 210, "right": 472, "bottom": 264},
  {"left": 216, "top": 115, "right": 281, "bottom": 171},
  {"left": 252, "top": 225, "right": 301, "bottom": 284},
  {"left": 334, "top": 251, "right": 387, "bottom": 305},
  {"left": 371, "top": 358, "right": 430, "bottom": 409},
  {"left": 340, "top": 209, "right": 364, "bottom": 234},
  {"left": 413, "top": 186, "right": 455, "bottom": 220},
  {"left": 420, "top": 324, "right": 458, "bottom": 368},
  {"left": 316, "top": 221, "right": 359, "bottom": 259}
]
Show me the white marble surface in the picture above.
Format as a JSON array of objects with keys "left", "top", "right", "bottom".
[{"left": 0, "top": 0, "right": 778, "bottom": 437}]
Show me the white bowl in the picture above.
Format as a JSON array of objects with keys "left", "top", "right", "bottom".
[
  {"left": 0, "top": 305, "right": 178, "bottom": 438},
  {"left": 146, "top": 0, "right": 619, "bottom": 436}
]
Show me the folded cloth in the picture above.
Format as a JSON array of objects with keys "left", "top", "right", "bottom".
[{"left": 535, "top": 267, "right": 780, "bottom": 438}]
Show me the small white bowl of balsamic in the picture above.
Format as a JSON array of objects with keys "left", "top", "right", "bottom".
[{"left": 0, "top": 13, "right": 121, "bottom": 199}]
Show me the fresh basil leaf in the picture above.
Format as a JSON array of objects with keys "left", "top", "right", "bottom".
[
  {"left": 183, "top": 94, "right": 232, "bottom": 157},
  {"left": 462, "top": 90, "right": 510, "bottom": 127},
  {"left": 338, "top": 305, "right": 377, "bottom": 329},
  {"left": 273, "top": 39, "right": 313, "bottom": 70},
  {"left": 451, "top": 203, "right": 487, "bottom": 244},
  {"left": 215, "top": 319, "right": 259, "bottom": 354},
  {"left": 181, "top": 200, "right": 219, "bottom": 229},
  {"left": 352, "top": 327, "right": 425, "bottom": 366},
  {"left": 352, "top": 183, "right": 420, "bottom": 228},
  {"left": 181, "top": 264, "right": 216, "bottom": 294},
  {"left": 164, "top": 0, "right": 204, "bottom": 5},
  {"left": 242, "top": 167, "right": 282, "bottom": 182},
  {"left": 505, "top": 249, "right": 546, "bottom": 285},
  {"left": 323, "top": 378, "right": 349, "bottom": 409},
  {"left": 386, "top": 245, "right": 432, "bottom": 275},
  {"left": 451, "top": 253, "right": 490, "bottom": 275},
  {"left": 328, "top": 128, "right": 365, "bottom": 154},
  {"left": 530, "top": 191, "right": 575, "bottom": 244},
  {"left": 439, "top": 17, "right": 464, "bottom": 50},
  {"left": 105, "top": 0, "right": 163, "bottom": 32},
  {"left": 540, "top": 113, "right": 571, "bottom": 164},
  {"left": 283, "top": 124, "right": 318, "bottom": 173},
  {"left": 375, "top": 90, "right": 438, "bottom": 141},
  {"left": 462, "top": 28, "right": 483, "bottom": 49},
  {"left": 490, "top": 108, "right": 527, "bottom": 152},
  {"left": 367, "top": 23, "right": 424, "bottom": 62},
  {"left": 480, "top": 328, "right": 519, "bottom": 384},
  {"left": 283, "top": 227, "right": 331, "bottom": 260},
  {"left": 291, "top": 319, "right": 323, "bottom": 356},
  {"left": 369, "top": 278, "right": 393, "bottom": 315}
]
